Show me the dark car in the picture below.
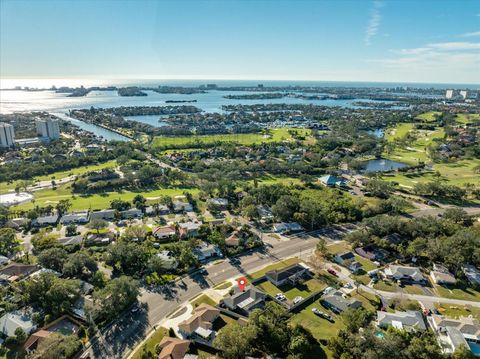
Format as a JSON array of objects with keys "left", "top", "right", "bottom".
[{"left": 327, "top": 268, "right": 337, "bottom": 276}]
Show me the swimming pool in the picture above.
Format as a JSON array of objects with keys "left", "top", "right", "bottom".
[
  {"left": 374, "top": 331, "right": 385, "bottom": 339},
  {"left": 468, "top": 342, "right": 480, "bottom": 356}
]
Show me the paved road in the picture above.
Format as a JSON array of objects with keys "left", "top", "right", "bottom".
[{"left": 83, "top": 235, "right": 319, "bottom": 358}]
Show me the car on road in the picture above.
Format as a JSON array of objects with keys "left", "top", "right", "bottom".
[
  {"left": 199, "top": 268, "right": 208, "bottom": 275},
  {"left": 230, "top": 258, "right": 240, "bottom": 264},
  {"left": 275, "top": 293, "right": 287, "bottom": 301},
  {"left": 293, "top": 296, "right": 303, "bottom": 305},
  {"left": 312, "top": 308, "right": 335, "bottom": 322},
  {"left": 327, "top": 268, "right": 337, "bottom": 276}
]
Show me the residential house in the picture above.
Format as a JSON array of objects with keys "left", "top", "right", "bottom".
[
  {"left": 194, "top": 242, "right": 222, "bottom": 262},
  {"left": 145, "top": 205, "right": 169, "bottom": 216},
  {"left": 121, "top": 208, "right": 143, "bottom": 219},
  {"left": 32, "top": 214, "right": 59, "bottom": 227},
  {"left": 266, "top": 263, "right": 309, "bottom": 287},
  {"left": 348, "top": 261, "right": 363, "bottom": 274},
  {"left": 0, "top": 256, "right": 9, "bottom": 266},
  {"left": 173, "top": 200, "right": 193, "bottom": 213},
  {"left": 89, "top": 209, "right": 116, "bottom": 221},
  {"left": 158, "top": 337, "right": 191, "bottom": 359},
  {"left": 428, "top": 315, "right": 480, "bottom": 354},
  {"left": 319, "top": 175, "right": 347, "bottom": 187},
  {"left": 60, "top": 211, "right": 89, "bottom": 224},
  {"left": 0, "top": 263, "right": 38, "bottom": 283},
  {"left": 179, "top": 222, "right": 201, "bottom": 238},
  {"left": 256, "top": 205, "right": 274, "bottom": 221},
  {"left": 58, "top": 235, "right": 83, "bottom": 247},
  {"left": 334, "top": 251, "right": 355, "bottom": 265},
  {"left": 225, "top": 230, "right": 241, "bottom": 247},
  {"left": 355, "top": 245, "right": 389, "bottom": 262},
  {"left": 207, "top": 198, "right": 229, "bottom": 208},
  {"left": 376, "top": 311, "right": 426, "bottom": 332},
  {"left": 321, "top": 291, "right": 362, "bottom": 314},
  {"left": 152, "top": 226, "right": 177, "bottom": 241},
  {"left": 223, "top": 286, "right": 267, "bottom": 315},
  {"left": 272, "top": 222, "right": 303, "bottom": 234},
  {"left": 156, "top": 251, "right": 179, "bottom": 270},
  {"left": 178, "top": 304, "right": 220, "bottom": 341},
  {"left": 463, "top": 264, "right": 480, "bottom": 286},
  {"left": 384, "top": 265, "right": 426, "bottom": 284},
  {"left": 430, "top": 264, "right": 456, "bottom": 285},
  {"left": 24, "top": 330, "right": 50, "bottom": 355},
  {"left": 0, "top": 310, "right": 37, "bottom": 337}
]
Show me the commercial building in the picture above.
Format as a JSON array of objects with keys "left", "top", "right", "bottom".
[
  {"left": 35, "top": 118, "right": 60, "bottom": 140},
  {"left": 0, "top": 123, "right": 15, "bottom": 148}
]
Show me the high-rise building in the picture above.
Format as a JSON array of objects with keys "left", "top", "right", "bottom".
[
  {"left": 445, "top": 89, "right": 454, "bottom": 99},
  {"left": 460, "top": 90, "right": 468, "bottom": 100},
  {"left": 0, "top": 123, "right": 15, "bottom": 148},
  {"left": 35, "top": 118, "right": 60, "bottom": 140}
]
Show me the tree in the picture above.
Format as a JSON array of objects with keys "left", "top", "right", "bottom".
[
  {"left": 0, "top": 205, "right": 8, "bottom": 225},
  {"left": 443, "top": 208, "right": 472, "bottom": 226},
  {"left": 272, "top": 195, "right": 300, "bottom": 222},
  {"left": 208, "top": 230, "right": 226, "bottom": 253},
  {"left": 55, "top": 199, "right": 72, "bottom": 217},
  {"left": 87, "top": 219, "right": 108, "bottom": 234},
  {"left": 35, "top": 333, "right": 82, "bottom": 359},
  {"left": 63, "top": 251, "right": 98, "bottom": 280},
  {"left": 315, "top": 238, "right": 328, "bottom": 257},
  {"left": 104, "top": 242, "right": 150, "bottom": 275},
  {"left": 122, "top": 225, "right": 146, "bottom": 242},
  {"left": 133, "top": 194, "right": 147, "bottom": 211},
  {"left": 14, "top": 327, "right": 26, "bottom": 343},
  {"left": 65, "top": 224, "right": 78, "bottom": 237},
  {"left": 213, "top": 322, "right": 256, "bottom": 359},
  {"left": 31, "top": 230, "right": 59, "bottom": 251},
  {"left": 0, "top": 228, "right": 21, "bottom": 256},
  {"left": 365, "top": 179, "right": 395, "bottom": 199},
  {"left": 452, "top": 345, "right": 477, "bottom": 359},
  {"left": 38, "top": 247, "right": 68, "bottom": 272},
  {"left": 20, "top": 273, "right": 80, "bottom": 315},
  {"left": 110, "top": 199, "right": 131, "bottom": 211},
  {"left": 342, "top": 308, "right": 371, "bottom": 333},
  {"left": 91, "top": 276, "right": 139, "bottom": 321}
]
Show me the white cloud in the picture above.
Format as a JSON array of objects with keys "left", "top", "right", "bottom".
[
  {"left": 427, "top": 41, "right": 480, "bottom": 50},
  {"left": 364, "top": 1, "right": 384, "bottom": 46},
  {"left": 460, "top": 31, "right": 480, "bottom": 38}
]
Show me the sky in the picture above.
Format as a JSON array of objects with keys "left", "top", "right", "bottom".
[{"left": 1, "top": 0, "right": 479, "bottom": 84}]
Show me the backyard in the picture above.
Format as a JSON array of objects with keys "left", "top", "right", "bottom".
[{"left": 256, "top": 277, "right": 326, "bottom": 301}]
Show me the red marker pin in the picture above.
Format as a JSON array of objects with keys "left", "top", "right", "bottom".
[{"left": 237, "top": 277, "right": 247, "bottom": 292}]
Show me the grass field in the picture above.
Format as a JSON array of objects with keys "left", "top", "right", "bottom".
[
  {"left": 416, "top": 111, "right": 442, "bottom": 122},
  {"left": 190, "top": 294, "right": 217, "bottom": 308},
  {"left": 434, "top": 303, "right": 480, "bottom": 319},
  {"left": 456, "top": 113, "right": 480, "bottom": 124},
  {"left": 434, "top": 284, "right": 480, "bottom": 302},
  {"left": 131, "top": 327, "right": 168, "bottom": 359},
  {"left": 246, "top": 257, "right": 301, "bottom": 280},
  {"left": 256, "top": 278, "right": 326, "bottom": 301},
  {"left": 11, "top": 184, "right": 199, "bottom": 211},
  {"left": 0, "top": 160, "right": 117, "bottom": 194},
  {"left": 152, "top": 128, "right": 313, "bottom": 148},
  {"left": 381, "top": 159, "right": 480, "bottom": 188}
]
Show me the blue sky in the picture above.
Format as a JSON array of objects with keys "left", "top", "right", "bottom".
[{"left": 1, "top": 0, "right": 479, "bottom": 84}]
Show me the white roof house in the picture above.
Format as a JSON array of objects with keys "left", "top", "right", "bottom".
[
  {"left": 0, "top": 310, "right": 37, "bottom": 337},
  {"left": 384, "top": 265, "right": 426, "bottom": 283},
  {"left": 376, "top": 311, "right": 426, "bottom": 332},
  {"left": 430, "top": 264, "right": 456, "bottom": 285}
]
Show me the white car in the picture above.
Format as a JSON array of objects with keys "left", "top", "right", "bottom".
[
  {"left": 275, "top": 293, "right": 287, "bottom": 301},
  {"left": 323, "top": 286, "right": 334, "bottom": 295},
  {"left": 293, "top": 296, "right": 303, "bottom": 305}
]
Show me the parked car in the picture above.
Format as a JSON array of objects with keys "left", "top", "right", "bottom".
[
  {"left": 327, "top": 268, "right": 337, "bottom": 276},
  {"left": 275, "top": 293, "right": 287, "bottom": 301},
  {"left": 312, "top": 308, "right": 334, "bottom": 322},
  {"left": 293, "top": 296, "right": 303, "bottom": 305},
  {"left": 322, "top": 286, "right": 334, "bottom": 295}
]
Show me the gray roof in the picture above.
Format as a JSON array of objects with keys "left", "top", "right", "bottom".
[
  {"left": 224, "top": 286, "right": 266, "bottom": 311},
  {"left": 377, "top": 311, "right": 426, "bottom": 331},
  {"left": 323, "top": 291, "right": 362, "bottom": 312},
  {"left": 58, "top": 235, "right": 83, "bottom": 246},
  {"left": 266, "top": 263, "right": 307, "bottom": 283},
  {"left": 0, "top": 310, "right": 36, "bottom": 337}
]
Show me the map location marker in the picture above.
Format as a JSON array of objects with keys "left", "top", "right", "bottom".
[{"left": 237, "top": 277, "right": 247, "bottom": 292}]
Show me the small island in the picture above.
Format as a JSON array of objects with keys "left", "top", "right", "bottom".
[{"left": 117, "top": 87, "right": 148, "bottom": 97}]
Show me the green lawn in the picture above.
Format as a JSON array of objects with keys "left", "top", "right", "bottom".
[
  {"left": 191, "top": 294, "right": 217, "bottom": 308},
  {"left": 416, "top": 111, "right": 442, "bottom": 122},
  {"left": 152, "top": 128, "right": 313, "bottom": 148},
  {"left": 434, "top": 284, "right": 480, "bottom": 302},
  {"left": 131, "top": 327, "right": 168, "bottom": 359},
  {"left": 435, "top": 303, "right": 480, "bottom": 319},
  {"left": 256, "top": 278, "right": 326, "bottom": 301},
  {"left": 11, "top": 184, "right": 199, "bottom": 211},
  {"left": 213, "top": 281, "right": 233, "bottom": 290},
  {"left": 0, "top": 160, "right": 117, "bottom": 194},
  {"left": 246, "top": 257, "right": 301, "bottom": 280},
  {"left": 326, "top": 241, "right": 351, "bottom": 255},
  {"left": 385, "top": 123, "right": 415, "bottom": 142},
  {"left": 381, "top": 159, "right": 480, "bottom": 188},
  {"left": 456, "top": 113, "right": 480, "bottom": 125},
  {"left": 373, "top": 280, "right": 398, "bottom": 292}
]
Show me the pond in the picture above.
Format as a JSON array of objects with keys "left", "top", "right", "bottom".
[
  {"left": 368, "top": 129, "right": 384, "bottom": 138},
  {"left": 364, "top": 159, "right": 409, "bottom": 172}
]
